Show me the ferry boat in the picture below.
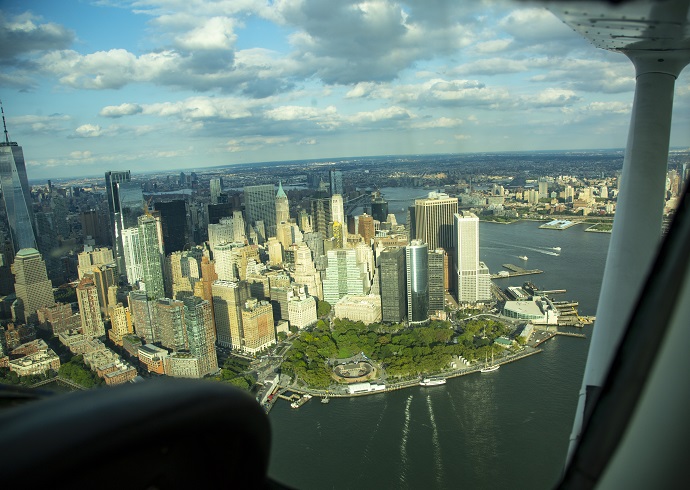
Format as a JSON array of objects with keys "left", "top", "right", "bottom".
[
  {"left": 519, "top": 255, "right": 528, "bottom": 260},
  {"left": 419, "top": 377, "right": 446, "bottom": 386}
]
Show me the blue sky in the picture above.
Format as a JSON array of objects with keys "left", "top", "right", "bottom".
[{"left": 1, "top": 0, "right": 688, "bottom": 179}]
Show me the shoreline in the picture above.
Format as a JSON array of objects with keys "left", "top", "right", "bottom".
[{"left": 272, "top": 346, "right": 545, "bottom": 403}]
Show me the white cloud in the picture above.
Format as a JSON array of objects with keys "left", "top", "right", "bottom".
[
  {"left": 69, "top": 150, "right": 92, "bottom": 159},
  {"left": 175, "top": 16, "right": 237, "bottom": 50},
  {"left": 74, "top": 124, "right": 104, "bottom": 138},
  {"left": 100, "top": 103, "right": 143, "bottom": 118}
]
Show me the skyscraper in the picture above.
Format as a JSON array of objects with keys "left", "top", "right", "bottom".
[
  {"left": 183, "top": 296, "right": 218, "bottom": 377},
  {"left": 138, "top": 214, "right": 165, "bottom": 301},
  {"left": 156, "top": 200, "right": 188, "bottom": 254},
  {"left": 414, "top": 192, "right": 458, "bottom": 253},
  {"left": 379, "top": 247, "right": 406, "bottom": 323},
  {"left": 358, "top": 213, "right": 375, "bottom": 245},
  {"left": 105, "top": 171, "right": 144, "bottom": 275},
  {"left": 76, "top": 276, "right": 105, "bottom": 339},
  {"left": 371, "top": 195, "right": 389, "bottom": 223},
  {"left": 210, "top": 178, "right": 222, "bottom": 205},
  {"left": 0, "top": 111, "right": 37, "bottom": 254},
  {"left": 212, "top": 280, "right": 250, "bottom": 349},
  {"left": 11, "top": 248, "right": 55, "bottom": 323},
  {"left": 241, "top": 298, "right": 275, "bottom": 354},
  {"left": 329, "top": 169, "right": 343, "bottom": 196},
  {"left": 406, "top": 240, "right": 429, "bottom": 325},
  {"left": 331, "top": 194, "right": 346, "bottom": 248},
  {"left": 428, "top": 248, "right": 446, "bottom": 315},
  {"left": 322, "top": 249, "right": 367, "bottom": 305},
  {"left": 244, "top": 184, "right": 276, "bottom": 241},
  {"left": 454, "top": 212, "right": 491, "bottom": 304},
  {"left": 275, "top": 181, "right": 290, "bottom": 225},
  {"left": 156, "top": 298, "right": 187, "bottom": 352}
]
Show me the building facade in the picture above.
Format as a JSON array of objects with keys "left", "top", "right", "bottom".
[
  {"left": 379, "top": 247, "right": 406, "bottom": 323},
  {"left": 406, "top": 240, "right": 429, "bottom": 324}
]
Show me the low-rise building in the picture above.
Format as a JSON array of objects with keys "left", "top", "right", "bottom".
[
  {"left": 167, "top": 352, "right": 201, "bottom": 378},
  {"left": 334, "top": 295, "right": 382, "bottom": 325},
  {"left": 137, "top": 344, "right": 169, "bottom": 375},
  {"left": 8, "top": 340, "right": 60, "bottom": 377}
]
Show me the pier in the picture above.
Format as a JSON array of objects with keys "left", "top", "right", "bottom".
[{"left": 491, "top": 264, "right": 543, "bottom": 279}]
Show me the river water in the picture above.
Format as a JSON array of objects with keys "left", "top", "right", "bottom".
[{"left": 269, "top": 189, "right": 611, "bottom": 489}]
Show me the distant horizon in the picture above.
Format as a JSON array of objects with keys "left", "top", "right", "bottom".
[{"left": 26, "top": 146, "right": 645, "bottom": 184}]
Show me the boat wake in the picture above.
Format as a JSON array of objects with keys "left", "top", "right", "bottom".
[
  {"left": 358, "top": 400, "right": 388, "bottom": 469},
  {"left": 426, "top": 395, "right": 444, "bottom": 487}
]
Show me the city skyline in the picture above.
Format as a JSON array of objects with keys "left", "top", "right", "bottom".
[{"left": 2, "top": 0, "right": 689, "bottom": 180}]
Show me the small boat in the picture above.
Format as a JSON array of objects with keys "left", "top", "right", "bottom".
[
  {"left": 553, "top": 247, "right": 561, "bottom": 251},
  {"left": 290, "top": 394, "right": 312, "bottom": 408},
  {"left": 419, "top": 377, "right": 446, "bottom": 386},
  {"left": 519, "top": 255, "right": 528, "bottom": 260},
  {"left": 321, "top": 396, "right": 330, "bottom": 404}
]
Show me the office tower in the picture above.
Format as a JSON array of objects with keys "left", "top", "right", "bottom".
[
  {"left": 358, "top": 213, "right": 375, "bottom": 245},
  {"left": 538, "top": 178, "right": 549, "bottom": 199},
  {"left": 138, "top": 214, "right": 165, "bottom": 301},
  {"left": 122, "top": 227, "right": 143, "bottom": 284},
  {"left": 406, "top": 240, "right": 429, "bottom": 324},
  {"left": 128, "top": 290, "right": 155, "bottom": 342},
  {"left": 331, "top": 194, "right": 346, "bottom": 248},
  {"left": 428, "top": 248, "right": 445, "bottom": 315},
  {"left": 156, "top": 200, "right": 188, "bottom": 254},
  {"left": 183, "top": 296, "right": 218, "bottom": 377},
  {"left": 166, "top": 249, "right": 202, "bottom": 300},
  {"left": 105, "top": 170, "right": 144, "bottom": 275},
  {"left": 293, "top": 243, "right": 323, "bottom": 300},
  {"left": 80, "top": 209, "right": 110, "bottom": 246},
  {"left": 76, "top": 276, "right": 105, "bottom": 338},
  {"left": 107, "top": 303, "right": 132, "bottom": 346},
  {"left": 207, "top": 202, "right": 233, "bottom": 225},
  {"left": 210, "top": 178, "right": 222, "bottom": 205},
  {"left": 454, "top": 212, "right": 491, "bottom": 303},
  {"left": 379, "top": 247, "right": 406, "bottom": 323},
  {"left": 287, "top": 286, "right": 317, "bottom": 329},
  {"left": 267, "top": 237, "right": 283, "bottom": 266},
  {"left": 34, "top": 211, "right": 62, "bottom": 283},
  {"left": 11, "top": 248, "right": 55, "bottom": 323},
  {"left": 322, "top": 249, "right": 367, "bottom": 305},
  {"left": 407, "top": 206, "right": 416, "bottom": 239},
  {"left": 275, "top": 181, "right": 290, "bottom": 225},
  {"left": 179, "top": 172, "right": 186, "bottom": 187},
  {"left": 309, "top": 197, "right": 332, "bottom": 237},
  {"left": 92, "top": 263, "right": 117, "bottom": 314},
  {"left": 212, "top": 280, "right": 250, "bottom": 349},
  {"left": 244, "top": 184, "right": 276, "bottom": 242},
  {"left": 329, "top": 169, "right": 343, "bottom": 196},
  {"left": 241, "top": 298, "right": 275, "bottom": 354},
  {"left": 371, "top": 195, "right": 389, "bottom": 223},
  {"left": 214, "top": 242, "right": 240, "bottom": 281},
  {"left": 0, "top": 114, "right": 37, "bottom": 254},
  {"left": 414, "top": 192, "right": 458, "bottom": 253},
  {"left": 199, "top": 256, "right": 218, "bottom": 301},
  {"left": 156, "top": 298, "right": 187, "bottom": 352}
]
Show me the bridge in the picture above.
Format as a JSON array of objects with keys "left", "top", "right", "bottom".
[
  {"left": 31, "top": 376, "right": 87, "bottom": 391},
  {"left": 343, "top": 194, "right": 371, "bottom": 215}
]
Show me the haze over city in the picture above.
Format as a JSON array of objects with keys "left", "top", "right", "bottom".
[{"left": 3, "top": 0, "right": 689, "bottom": 179}]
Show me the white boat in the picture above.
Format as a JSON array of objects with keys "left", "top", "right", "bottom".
[
  {"left": 519, "top": 255, "right": 528, "bottom": 260},
  {"left": 419, "top": 377, "right": 446, "bottom": 386},
  {"left": 290, "top": 394, "right": 312, "bottom": 408},
  {"left": 553, "top": 247, "right": 562, "bottom": 251},
  {"left": 321, "top": 396, "right": 330, "bottom": 404}
]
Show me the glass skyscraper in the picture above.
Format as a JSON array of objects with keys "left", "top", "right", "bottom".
[
  {"left": 0, "top": 134, "right": 36, "bottom": 254},
  {"left": 406, "top": 240, "right": 429, "bottom": 324},
  {"left": 244, "top": 184, "right": 276, "bottom": 242},
  {"left": 138, "top": 214, "right": 165, "bottom": 301}
]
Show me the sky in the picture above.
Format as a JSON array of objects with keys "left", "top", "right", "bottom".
[{"left": 1, "top": 0, "right": 688, "bottom": 179}]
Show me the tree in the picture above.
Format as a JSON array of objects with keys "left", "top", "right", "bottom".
[{"left": 317, "top": 300, "right": 331, "bottom": 317}]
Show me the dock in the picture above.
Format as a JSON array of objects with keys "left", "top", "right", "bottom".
[{"left": 491, "top": 264, "right": 543, "bottom": 279}]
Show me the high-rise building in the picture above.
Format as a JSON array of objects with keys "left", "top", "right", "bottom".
[
  {"left": 107, "top": 303, "right": 132, "bottom": 346},
  {"left": 165, "top": 249, "right": 202, "bottom": 300},
  {"left": 11, "top": 248, "right": 55, "bottom": 323},
  {"left": 414, "top": 192, "right": 458, "bottom": 253},
  {"left": 428, "top": 248, "right": 446, "bottom": 315},
  {"left": 210, "top": 178, "right": 222, "bottom": 205},
  {"left": 379, "top": 247, "right": 406, "bottom": 323},
  {"left": 0, "top": 116, "right": 37, "bottom": 254},
  {"left": 105, "top": 171, "right": 136, "bottom": 275},
  {"left": 34, "top": 211, "right": 62, "bottom": 284},
  {"left": 358, "top": 213, "right": 375, "bottom": 245},
  {"left": 128, "top": 290, "right": 155, "bottom": 342},
  {"left": 309, "top": 197, "right": 332, "bottom": 237},
  {"left": 212, "top": 280, "right": 250, "bottom": 349},
  {"left": 76, "top": 276, "right": 105, "bottom": 338},
  {"left": 329, "top": 169, "right": 343, "bottom": 196},
  {"left": 92, "top": 263, "right": 118, "bottom": 314},
  {"left": 138, "top": 214, "right": 165, "bottom": 301},
  {"left": 275, "top": 181, "right": 290, "bottom": 225},
  {"left": 156, "top": 200, "right": 188, "bottom": 254},
  {"left": 241, "top": 298, "right": 275, "bottom": 354},
  {"left": 156, "top": 298, "right": 187, "bottom": 352},
  {"left": 331, "top": 194, "right": 346, "bottom": 248},
  {"left": 454, "top": 212, "right": 491, "bottom": 304},
  {"left": 293, "top": 243, "right": 323, "bottom": 300},
  {"left": 322, "top": 249, "right": 367, "bottom": 305},
  {"left": 244, "top": 184, "right": 276, "bottom": 241},
  {"left": 371, "top": 195, "right": 389, "bottom": 223},
  {"left": 183, "top": 296, "right": 218, "bottom": 377},
  {"left": 406, "top": 240, "right": 429, "bottom": 324},
  {"left": 538, "top": 178, "right": 549, "bottom": 199},
  {"left": 122, "top": 227, "right": 143, "bottom": 285}
]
